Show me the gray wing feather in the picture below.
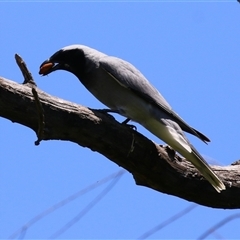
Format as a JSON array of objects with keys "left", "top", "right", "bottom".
[
  {"left": 99, "top": 56, "right": 210, "bottom": 143},
  {"left": 100, "top": 56, "right": 172, "bottom": 109}
]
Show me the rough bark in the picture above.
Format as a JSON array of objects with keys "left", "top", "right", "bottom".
[{"left": 1, "top": 73, "right": 240, "bottom": 209}]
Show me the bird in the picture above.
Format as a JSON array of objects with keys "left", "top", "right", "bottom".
[{"left": 39, "top": 44, "right": 225, "bottom": 193}]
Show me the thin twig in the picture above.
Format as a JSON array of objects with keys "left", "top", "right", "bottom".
[
  {"left": 8, "top": 170, "right": 125, "bottom": 239},
  {"left": 31, "top": 87, "right": 45, "bottom": 145},
  {"left": 137, "top": 204, "right": 197, "bottom": 239},
  {"left": 15, "top": 54, "right": 36, "bottom": 86},
  {"left": 197, "top": 213, "right": 240, "bottom": 240},
  {"left": 14, "top": 54, "right": 45, "bottom": 145},
  {"left": 49, "top": 170, "right": 125, "bottom": 239}
]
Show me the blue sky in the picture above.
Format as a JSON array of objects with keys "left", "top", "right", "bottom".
[{"left": 0, "top": 1, "right": 240, "bottom": 239}]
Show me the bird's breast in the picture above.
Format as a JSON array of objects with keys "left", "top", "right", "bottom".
[{"left": 81, "top": 68, "right": 152, "bottom": 122}]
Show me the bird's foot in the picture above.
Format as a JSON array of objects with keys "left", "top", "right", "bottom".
[
  {"left": 122, "top": 118, "right": 137, "bottom": 130},
  {"left": 97, "top": 109, "right": 137, "bottom": 130},
  {"left": 97, "top": 108, "right": 120, "bottom": 114},
  {"left": 96, "top": 108, "right": 119, "bottom": 121}
]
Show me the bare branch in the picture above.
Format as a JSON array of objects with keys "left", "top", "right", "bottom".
[{"left": 1, "top": 60, "right": 240, "bottom": 209}]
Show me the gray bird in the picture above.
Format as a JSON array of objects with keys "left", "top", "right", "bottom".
[{"left": 39, "top": 44, "right": 225, "bottom": 192}]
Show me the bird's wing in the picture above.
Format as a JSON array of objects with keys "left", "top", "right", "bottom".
[{"left": 99, "top": 56, "right": 210, "bottom": 143}]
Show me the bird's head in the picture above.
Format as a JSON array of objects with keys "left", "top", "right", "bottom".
[{"left": 39, "top": 45, "right": 86, "bottom": 78}]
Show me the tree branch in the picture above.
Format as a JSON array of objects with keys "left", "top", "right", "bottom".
[{"left": 1, "top": 60, "right": 240, "bottom": 209}]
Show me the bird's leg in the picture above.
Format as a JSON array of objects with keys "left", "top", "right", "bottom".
[
  {"left": 97, "top": 109, "right": 137, "bottom": 130},
  {"left": 122, "top": 118, "right": 131, "bottom": 124},
  {"left": 121, "top": 118, "right": 137, "bottom": 130}
]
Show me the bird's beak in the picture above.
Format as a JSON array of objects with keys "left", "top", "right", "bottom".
[{"left": 39, "top": 60, "right": 61, "bottom": 76}]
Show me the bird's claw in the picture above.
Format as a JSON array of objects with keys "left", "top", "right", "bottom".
[
  {"left": 97, "top": 108, "right": 119, "bottom": 114},
  {"left": 121, "top": 118, "right": 137, "bottom": 130},
  {"left": 126, "top": 124, "right": 137, "bottom": 130}
]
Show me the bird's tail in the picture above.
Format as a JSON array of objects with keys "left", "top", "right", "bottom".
[
  {"left": 183, "top": 145, "right": 226, "bottom": 193},
  {"left": 142, "top": 118, "right": 225, "bottom": 192}
]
